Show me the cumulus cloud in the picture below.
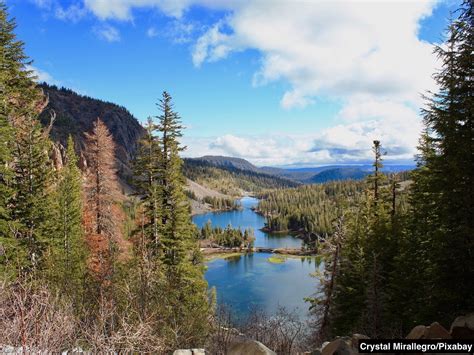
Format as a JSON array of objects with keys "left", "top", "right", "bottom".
[
  {"left": 94, "top": 24, "right": 121, "bottom": 42},
  {"left": 183, "top": 119, "right": 419, "bottom": 166},
  {"left": 182, "top": 133, "right": 318, "bottom": 166},
  {"left": 192, "top": 1, "right": 437, "bottom": 108}
]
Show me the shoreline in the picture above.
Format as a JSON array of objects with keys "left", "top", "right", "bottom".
[{"left": 201, "top": 247, "right": 318, "bottom": 260}]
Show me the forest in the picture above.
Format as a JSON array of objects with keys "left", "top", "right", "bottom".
[
  {"left": 304, "top": 2, "right": 473, "bottom": 343},
  {"left": 198, "top": 221, "right": 255, "bottom": 249},
  {"left": 0, "top": 3, "right": 211, "bottom": 350},
  {"left": 0, "top": 0, "right": 472, "bottom": 353},
  {"left": 183, "top": 158, "right": 299, "bottom": 196}
]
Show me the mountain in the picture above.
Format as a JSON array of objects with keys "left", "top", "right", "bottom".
[
  {"left": 187, "top": 155, "right": 260, "bottom": 172},
  {"left": 262, "top": 164, "right": 415, "bottom": 183},
  {"left": 183, "top": 158, "right": 299, "bottom": 195},
  {"left": 38, "top": 83, "right": 145, "bottom": 176},
  {"left": 307, "top": 167, "right": 369, "bottom": 183}
]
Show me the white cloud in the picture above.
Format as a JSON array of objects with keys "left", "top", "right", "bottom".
[
  {"left": 55, "top": 4, "right": 88, "bottom": 23},
  {"left": 182, "top": 112, "right": 420, "bottom": 166},
  {"left": 192, "top": 21, "right": 236, "bottom": 66},
  {"left": 184, "top": 0, "right": 439, "bottom": 163},
  {"left": 191, "top": 1, "right": 438, "bottom": 108},
  {"left": 83, "top": 0, "right": 194, "bottom": 20},
  {"left": 94, "top": 24, "right": 121, "bottom": 42},
  {"left": 26, "top": 65, "right": 58, "bottom": 84}
]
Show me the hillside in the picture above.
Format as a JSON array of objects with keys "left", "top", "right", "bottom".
[
  {"left": 38, "top": 83, "right": 145, "bottom": 177},
  {"left": 262, "top": 165, "right": 415, "bottom": 183},
  {"left": 187, "top": 155, "right": 259, "bottom": 172},
  {"left": 183, "top": 158, "right": 299, "bottom": 195},
  {"left": 307, "top": 167, "right": 369, "bottom": 183}
]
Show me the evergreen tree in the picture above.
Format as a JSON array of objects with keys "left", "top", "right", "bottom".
[
  {"left": 0, "top": 1, "right": 49, "bottom": 276},
  {"left": 0, "top": 2, "right": 43, "bottom": 121},
  {"left": 132, "top": 117, "right": 162, "bottom": 254},
  {"left": 131, "top": 117, "right": 163, "bottom": 319},
  {"left": 155, "top": 92, "right": 211, "bottom": 349},
  {"left": 9, "top": 105, "right": 53, "bottom": 273},
  {"left": 0, "top": 88, "right": 12, "bottom": 237},
  {"left": 408, "top": 0, "right": 473, "bottom": 324},
  {"left": 46, "top": 136, "right": 86, "bottom": 300}
]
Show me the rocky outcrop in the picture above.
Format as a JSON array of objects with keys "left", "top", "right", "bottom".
[
  {"left": 450, "top": 313, "right": 474, "bottom": 339},
  {"left": 50, "top": 143, "right": 64, "bottom": 170},
  {"left": 39, "top": 83, "right": 145, "bottom": 178},
  {"left": 228, "top": 340, "right": 276, "bottom": 355}
]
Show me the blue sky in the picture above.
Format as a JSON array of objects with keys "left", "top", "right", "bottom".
[{"left": 9, "top": 0, "right": 457, "bottom": 166}]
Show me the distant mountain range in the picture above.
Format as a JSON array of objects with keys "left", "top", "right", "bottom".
[{"left": 189, "top": 155, "right": 415, "bottom": 184}]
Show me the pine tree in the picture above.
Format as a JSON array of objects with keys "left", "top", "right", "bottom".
[
  {"left": 408, "top": 0, "right": 473, "bottom": 324},
  {"left": 131, "top": 117, "right": 163, "bottom": 319},
  {"left": 155, "top": 92, "right": 211, "bottom": 349},
  {"left": 46, "top": 136, "right": 86, "bottom": 300},
  {"left": 0, "top": 88, "right": 12, "bottom": 236},
  {"left": 9, "top": 105, "right": 54, "bottom": 274},
  {"left": 132, "top": 117, "right": 162, "bottom": 254},
  {"left": 0, "top": 2, "right": 43, "bottom": 120},
  {"left": 0, "top": 1, "right": 48, "bottom": 276}
]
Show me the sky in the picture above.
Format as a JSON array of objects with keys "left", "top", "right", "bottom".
[{"left": 8, "top": 0, "right": 458, "bottom": 167}]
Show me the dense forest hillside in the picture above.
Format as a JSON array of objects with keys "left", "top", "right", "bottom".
[
  {"left": 38, "top": 83, "right": 145, "bottom": 176},
  {"left": 257, "top": 171, "right": 411, "bottom": 241},
  {"left": 307, "top": 167, "right": 369, "bottom": 183},
  {"left": 187, "top": 155, "right": 260, "bottom": 172},
  {"left": 183, "top": 158, "right": 299, "bottom": 195}
]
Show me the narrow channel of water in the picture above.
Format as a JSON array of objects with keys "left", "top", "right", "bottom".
[{"left": 192, "top": 197, "right": 321, "bottom": 319}]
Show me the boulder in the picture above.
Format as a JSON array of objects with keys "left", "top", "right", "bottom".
[
  {"left": 406, "top": 325, "right": 428, "bottom": 339},
  {"left": 406, "top": 322, "right": 451, "bottom": 339},
  {"left": 425, "top": 322, "right": 451, "bottom": 339},
  {"left": 321, "top": 339, "right": 355, "bottom": 355},
  {"left": 351, "top": 334, "right": 370, "bottom": 349},
  {"left": 450, "top": 313, "right": 474, "bottom": 339},
  {"left": 228, "top": 340, "right": 276, "bottom": 355}
]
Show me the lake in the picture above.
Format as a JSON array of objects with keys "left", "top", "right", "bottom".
[{"left": 192, "top": 196, "right": 322, "bottom": 319}]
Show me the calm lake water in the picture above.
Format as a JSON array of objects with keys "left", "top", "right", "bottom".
[
  {"left": 192, "top": 196, "right": 302, "bottom": 249},
  {"left": 192, "top": 197, "right": 321, "bottom": 319}
]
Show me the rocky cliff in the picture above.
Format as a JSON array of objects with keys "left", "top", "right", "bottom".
[{"left": 38, "top": 83, "right": 145, "bottom": 177}]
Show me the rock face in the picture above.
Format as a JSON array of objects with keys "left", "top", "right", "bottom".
[
  {"left": 450, "top": 313, "right": 474, "bottom": 339},
  {"left": 39, "top": 83, "right": 145, "bottom": 178},
  {"left": 228, "top": 340, "right": 276, "bottom": 355}
]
